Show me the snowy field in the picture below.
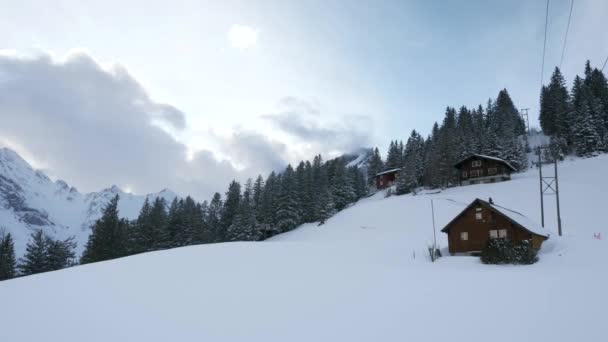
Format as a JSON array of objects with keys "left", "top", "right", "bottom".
[{"left": 1, "top": 155, "right": 607, "bottom": 341}]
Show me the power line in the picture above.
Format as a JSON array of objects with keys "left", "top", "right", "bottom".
[
  {"left": 559, "top": 0, "right": 574, "bottom": 69},
  {"left": 602, "top": 55, "right": 608, "bottom": 72},
  {"left": 540, "top": 0, "right": 550, "bottom": 87}
]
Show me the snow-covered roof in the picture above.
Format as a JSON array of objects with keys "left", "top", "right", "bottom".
[
  {"left": 375, "top": 168, "right": 401, "bottom": 177},
  {"left": 442, "top": 198, "right": 550, "bottom": 238},
  {"left": 489, "top": 203, "right": 550, "bottom": 238},
  {"left": 454, "top": 154, "right": 516, "bottom": 171}
]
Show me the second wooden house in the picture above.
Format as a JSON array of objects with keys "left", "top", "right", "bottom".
[{"left": 454, "top": 154, "right": 516, "bottom": 186}]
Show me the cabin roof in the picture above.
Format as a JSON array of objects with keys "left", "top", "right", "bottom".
[
  {"left": 453, "top": 154, "right": 516, "bottom": 171},
  {"left": 441, "top": 198, "right": 550, "bottom": 238},
  {"left": 375, "top": 168, "right": 401, "bottom": 177}
]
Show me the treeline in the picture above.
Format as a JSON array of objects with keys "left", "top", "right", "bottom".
[
  {"left": 79, "top": 156, "right": 367, "bottom": 264},
  {"left": 366, "top": 89, "right": 528, "bottom": 194},
  {"left": 0, "top": 229, "right": 76, "bottom": 281},
  {"left": 540, "top": 61, "right": 608, "bottom": 157}
]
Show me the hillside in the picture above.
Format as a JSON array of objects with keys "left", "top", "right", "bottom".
[
  {"left": 0, "top": 154, "right": 607, "bottom": 341},
  {"left": 0, "top": 148, "right": 177, "bottom": 255}
]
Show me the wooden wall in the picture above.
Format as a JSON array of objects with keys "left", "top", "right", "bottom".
[{"left": 446, "top": 203, "right": 545, "bottom": 254}]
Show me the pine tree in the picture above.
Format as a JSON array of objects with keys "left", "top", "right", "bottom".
[
  {"left": 19, "top": 229, "right": 50, "bottom": 275},
  {"left": 385, "top": 141, "right": 402, "bottom": 169},
  {"left": 207, "top": 193, "right": 223, "bottom": 242},
  {"left": 81, "top": 195, "right": 127, "bottom": 263},
  {"left": 295, "top": 162, "right": 312, "bottom": 223},
  {"left": 276, "top": 165, "right": 300, "bottom": 233},
  {"left": 317, "top": 190, "right": 336, "bottom": 226},
  {"left": 540, "top": 68, "right": 570, "bottom": 139},
  {"left": 46, "top": 236, "right": 77, "bottom": 271},
  {"left": 221, "top": 181, "right": 242, "bottom": 240},
  {"left": 331, "top": 160, "right": 356, "bottom": 210},
  {"left": 227, "top": 179, "right": 261, "bottom": 241},
  {"left": 166, "top": 198, "right": 185, "bottom": 248},
  {"left": 573, "top": 100, "right": 601, "bottom": 156},
  {"left": 149, "top": 197, "right": 169, "bottom": 250},
  {"left": 0, "top": 231, "right": 16, "bottom": 280},
  {"left": 367, "top": 147, "right": 384, "bottom": 188},
  {"left": 259, "top": 172, "right": 278, "bottom": 226},
  {"left": 131, "top": 198, "right": 152, "bottom": 253},
  {"left": 252, "top": 175, "right": 265, "bottom": 219}
]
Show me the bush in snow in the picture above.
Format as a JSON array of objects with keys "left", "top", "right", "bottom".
[
  {"left": 511, "top": 240, "right": 539, "bottom": 265},
  {"left": 481, "top": 239, "right": 538, "bottom": 265}
]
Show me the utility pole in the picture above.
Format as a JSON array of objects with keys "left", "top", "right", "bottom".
[
  {"left": 538, "top": 148, "right": 544, "bottom": 227},
  {"left": 538, "top": 147, "right": 563, "bottom": 236},
  {"left": 554, "top": 160, "right": 563, "bottom": 236},
  {"left": 431, "top": 199, "right": 437, "bottom": 251}
]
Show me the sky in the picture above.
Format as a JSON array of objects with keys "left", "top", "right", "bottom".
[{"left": 0, "top": 0, "right": 606, "bottom": 201}]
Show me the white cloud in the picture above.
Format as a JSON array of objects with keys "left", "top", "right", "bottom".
[
  {"left": 228, "top": 25, "right": 259, "bottom": 49},
  {"left": 0, "top": 50, "right": 374, "bottom": 201},
  {"left": 0, "top": 50, "right": 239, "bottom": 200}
]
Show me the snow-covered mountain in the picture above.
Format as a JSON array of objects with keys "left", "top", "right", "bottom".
[
  {"left": 0, "top": 147, "right": 177, "bottom": 255},
  {"left": 1, "top": 152, "right": 606, "bottom": 341}
]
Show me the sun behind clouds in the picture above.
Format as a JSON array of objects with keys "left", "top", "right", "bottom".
[{"left": 228, "top": 24, "right": 259, "bottom": 49}]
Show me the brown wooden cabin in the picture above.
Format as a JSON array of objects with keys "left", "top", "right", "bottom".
[
  {"left": 375, "top": 168, "right": 400, "bottom": 190},
  {"left": 441, "top": 198, "right": 549, "bottom": 255},
  {"left": 454, "top": 154, "right": 516, "bottom": 186}
]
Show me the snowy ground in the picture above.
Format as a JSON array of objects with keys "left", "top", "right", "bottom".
[{"left": 1, "top": 155, "right": 607, "bottom": 342}]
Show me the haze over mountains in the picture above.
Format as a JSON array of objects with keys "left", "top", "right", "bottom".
[{"left": 0, "top": 147, "right": 177, "bottom": 255}]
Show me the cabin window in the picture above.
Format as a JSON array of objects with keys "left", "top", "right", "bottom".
[
  {"left": 499, "top": 229, "right": 508, "bottom": 238},
  {"left": 470, "top": 170, "right": 481, "bottom": 177},
  {"left": 462, "top": 171, "right": 468, "bottom": 178},
  {"left": 472, "top": 160, "right": 482, "bottom": 167},
  {"left": 475, "top": 212, "right": 483, "bottom": 220},
  {"left": 489, "top": 230, "right": 498, "bottom": 239},
  {"left": 460, "top": 232, "right": 468, "bottom": 241},
  {"left": 488, "top": 167, "right": 497, "bottom": 175}
]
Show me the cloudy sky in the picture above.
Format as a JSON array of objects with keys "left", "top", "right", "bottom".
[{"left": 0, "top": 0, "right": 606, "bottom": 200}]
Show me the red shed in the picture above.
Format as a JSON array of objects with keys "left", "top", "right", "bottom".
[{"left": 375, "top": 168, "right": 401, "bottom": 190}]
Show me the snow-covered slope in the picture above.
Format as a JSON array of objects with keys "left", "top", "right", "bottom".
[
  {"left": 1, "top": 154, "right": 607, "bottom": 342},
  {"left": 0, "top": 148, "right": 177, "bottom": 255}
]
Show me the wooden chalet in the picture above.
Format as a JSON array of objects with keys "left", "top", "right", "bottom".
[
  {"left": 454, "top": 154, "right": 516, "bottom": 186},
  {"left": 441, "top": 198, "right": 549, "bottom": 255},
  {"left": 375, "top": 168, "right": 400, "bottom": 190}
]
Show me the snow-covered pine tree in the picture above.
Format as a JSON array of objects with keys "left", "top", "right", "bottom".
[
  {"left": 227, "top": 179, "right": 261, "bottom": 241},
  {"left": 276, "top": 165, "right": 300, "bottom": 233},
  {"left": 295, "top": 161, "right": 313, "bottom": 223},
  {"left": 259, "top": 172, "right": 278, "bottom": 227},
  {"left": 317, "top": 190, "right": 336, "bottom": 226},
  {"left": 331, "top": 160, "right": 356, "bottom": 211},
  {"left": 252, "top": 175, "right": 265, "bottom": 219},
  {"left": 0, "top": 231, "right": 16, "bottom": 280},
  {"left": 207, "top": 192, "right": 223, "bottom": 242},
  {"left": 573, "top": 100, "right": 601, "bottom": 156},
  {"left": 367, "top": 147, "right": 384, "bottom": 188},
  {"left": 385, "top": 140, "right": 402, "bottom": 169},
  {"left": 220, "top": 180, "right": 242, "bottom": 240},
  {"left": 540, "top": 68, "right": 570, "bottom": 140}
]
